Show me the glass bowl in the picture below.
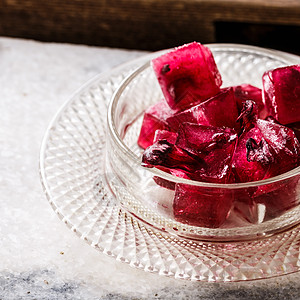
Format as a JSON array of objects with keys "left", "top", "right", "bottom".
[
  {"left": 40, "top": 44, "right": 300, "bottom": 282},
  {"left": 106, "top": 44, "right": 300, "bottom": 242}
]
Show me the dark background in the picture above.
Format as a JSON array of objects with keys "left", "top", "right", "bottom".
[{"left": 0, "top": 0, "right": 299, "bottom": 54}]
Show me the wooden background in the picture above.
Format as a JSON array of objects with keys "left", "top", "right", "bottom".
[{"left": 0, "top": 0, "right": 300, "bottom": 53}]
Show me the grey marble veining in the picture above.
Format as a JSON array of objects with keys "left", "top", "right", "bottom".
[
  {"left": 1, "top": 269, "right": 300, "bottom": 299},
  {"left": 1, "top": 36, "right": 300, "bottom": 299}
]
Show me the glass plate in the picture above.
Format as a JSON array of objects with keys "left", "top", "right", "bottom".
[{"left": 40, "top": 44, "right": 300, "bottom": 282}]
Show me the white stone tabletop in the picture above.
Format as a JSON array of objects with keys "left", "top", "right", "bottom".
[{"left": 1, "top": 36, "right": 300, "bottom": 299}]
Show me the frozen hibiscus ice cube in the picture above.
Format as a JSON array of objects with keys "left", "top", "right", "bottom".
[
  {"left": 262, "top": 64, "right": 300, "bottom": 124},
  {"left": 232, "top": 84, "right": 266, "bottom": 118},
  {"left": 231, "top": 100, "right": 300, "bottom": 182},
  {"left": 236, "top": 99, "right": 258, "bottom": 132},
  {"left": 153, "top": 169, "right": 190, "bottom": 191},
  {"left": 232, "top": 101, "right": 274, "bottom": 183},
  {"left": 153, "top": 129, "right": 178, "bottom": 144},
  {"left": 166, "top": 87, "right": 240, "bottom": 132},
  {"left": 146, "top": 130, "right": 184, "bottom": 190},
  {"left": 231, "top": 126, "right": 274, "bottom": 183},
  {"left": 176, "top": 123, "right": 237, "bottom": 183},
  {"left": 232, "top": 113, "right": 300, "bottom": 221},
  {"left": 172, "top": 124, "right": 237, "bottom": 227},
  {"left": 137, "top": 100, "right": 174, "bottom": 149},
  {"left": 253, "top": 175, "right": 300, "bottom": 220},
  {"left": 173, "top": 183, "right": 233, "bottom": 228},
  {"left": 142, "top": 139, "right": 204, "bottom": 178},
  {"left": 152, "top": 42, "right": 222, "bottom": 111},
  {"left": 257, "top": 119, "right": 300, "bottom": 175}
]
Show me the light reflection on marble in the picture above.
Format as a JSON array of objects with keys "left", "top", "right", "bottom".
[{"left": 1, "top": 36, "right": 300, "bottom": 299}]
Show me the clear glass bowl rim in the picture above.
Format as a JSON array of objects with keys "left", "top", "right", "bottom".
[{"left": 107, "top": 43, "right": 300, "bottom": 190}]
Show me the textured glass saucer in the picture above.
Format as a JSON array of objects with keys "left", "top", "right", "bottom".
[{"left": 40, "top": 44, "right": 300, "bottom": 282}]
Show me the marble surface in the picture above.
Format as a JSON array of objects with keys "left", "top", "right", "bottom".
[{"left": 1, "top": 36, "right": 300, "bottom": 299}]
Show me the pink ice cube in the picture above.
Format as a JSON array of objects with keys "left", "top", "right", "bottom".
[
  {"left": 153, "top": 129, "right": 178, "bottom": 144},
  {"left": 142, "top": 139, "right": 204, "bottom": 177},
  {"left": 257, "top": 119, "right": 300, "bottom": 175},
  {"left": 176, "top": 123, "right": 237, "bottom": 183},
  {"left": 166, "top": 87, "right": 240, "bottom": 132},
  {"left": 137, "top": 100, "right": 174, "bottom": 149},
  {"left": 288, "top": 122, "right": 300, "bottom": 142},
  {"left": 173, "top": 183, "right": 233, "bottom": 228},
  {"left": 232, "top": 84, "right": 266, "bottom": 118},
  {"left": 262, "top": 64, "right": 300, "bottom": 124},
  {"left": 152, "top": 42, "right": 222, "bottom": 111},
  {"left": 232, "top": 117, "right": 300, "bottom": 221},
  {"left": 231, "top": 126, "right": 274, "bottom": 183},
  {"left": 254, "top": 175, "right": 300, "bottom": 220}
]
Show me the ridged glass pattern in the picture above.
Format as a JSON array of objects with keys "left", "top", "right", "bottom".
[{"left": 40, "top": 45, "right": 300, "bottom": 282}]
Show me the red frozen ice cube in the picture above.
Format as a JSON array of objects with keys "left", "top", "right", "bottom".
[
  {"left": 230, "top": 123, "right": 275, "bottom": 222},
  {"left": 142, "top": 139, "right": 204, "bottom": 177},
  {"left": 257, "top": 119, "right": 300, "bottom": 175},
  {"left": 153, "top": 129, "right": 178, "bottom": 144},
  {"left": 166, "top": 87, "right": 240, "bottom": 132},
  {"left": 236, "top": 100, "right": 258, "bottom": 132},
  {"left": 233, "top": 84, "right": 266, "bottom": 118},
  {"left": 137, "top": 100, "right": 175, "bottom": 149},
  {"left": 253, "top": 120, "right": 300, "bottom": 216},
  {"left": 253, "top": 175, "right": 300, "bottom": 220},
  {"left": 232, "top": 118, "right": 300, "bottom": 221},
  {"left": 176, "top": 123, "right": 237, "bottom": 183},
  {"left": 151, "top": 42, "right": 222, "bottom": 111},
  {"left": 232, "top": 186, "right": 263, "bottom": 224},
  {"left": 262, "top": 64, "right": 300, "bottom": 125},
  {"left": 145, "top": 131, "right": 190, "bottom": 190},
  {"left": 151, "top": 130, "right": 182, "bottom": 190},
  {"left": 231, "top": 126, "right": 274, "bottom": 183},
  {"left": 173, "top": 183, "right": 233, "bottom": 228}
]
